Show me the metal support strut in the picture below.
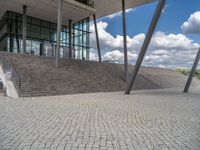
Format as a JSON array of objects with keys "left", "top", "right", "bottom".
[
  {"left": 183, "top": 48, "right": 200, "bottom": 93},
  {"left": 93, "top": 14, "right": 102, "bottom": 63},
  {"left": 125, "top": 0, "right": 166, "bottom": 94},
  {"left": 122, "top": 0, "right": 129, "bottom": 81},
  {"left": 55, "top": 0, "right": 63, "bottom": 68},
  {"left": 22, "top": 5, "right": 27, "bottom": 54}
]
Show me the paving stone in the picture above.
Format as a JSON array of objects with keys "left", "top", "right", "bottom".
[
  {"left": 2, "top": 51, "right": 200, "bottom": 97},
  {"left": 0, "top": 88, "right": 200, "bottom": 150}
]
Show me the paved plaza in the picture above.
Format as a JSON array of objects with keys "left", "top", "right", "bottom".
[{"left": 0, "top": 88, "right": 200, "bottom": 150}]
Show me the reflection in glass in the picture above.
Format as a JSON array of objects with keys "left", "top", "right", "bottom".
[{"left": 0, "top": 11, "right": 90, "bottom": 60}]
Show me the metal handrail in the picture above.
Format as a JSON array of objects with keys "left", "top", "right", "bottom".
[{"left": 0, "top": 53, "right": 21, "bottom": 90}]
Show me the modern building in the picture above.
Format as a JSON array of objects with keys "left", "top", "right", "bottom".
[
  {"left": 1, "top": 0, "right": 198, "bottom": 95},
  {"left": 0, "top": 7, "right": 90, "bottom": 60},
  {"left": 0, "top": 0, "right": 155, "bottom": 61}
]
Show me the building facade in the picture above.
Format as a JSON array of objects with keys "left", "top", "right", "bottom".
[
  {"left": 0, "top": 0, "right": 154, "bottom": 62},
  {"left": 0, "top": 11, "right": 90, "bottom": 60}
]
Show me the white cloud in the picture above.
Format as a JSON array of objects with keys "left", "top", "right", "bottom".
[
  {"left": 90, "top": 21, "right": 200, "bottom": 69},
  {"left": 150, "top": 31, "right": 199, "bottom": 51},
  {"left": 158, "top": 64, "right": 167, "bottom": 68},
  {"left": 181, "top": 11, "right": 200, "bottom": 34},
  {"left": 102, "top": 50, "right": 138, "bottom": 63},
  {"left": 89, "top": 49, "right": 98, "bottom": 61},
  {"left": 102, "top": 50, "right": 124, "bottom": 63},
  {"left": 90, "top": 21, "right": 144, "bottom": 51},
  {"left": 162, "top": 4, "right": 169, "bottom": 14},
  {"left": 152, "top": 50, "right": 168, "bottom": 55},
  {"left": 106, "top": 8, "right": 136, "bottom": 19}
]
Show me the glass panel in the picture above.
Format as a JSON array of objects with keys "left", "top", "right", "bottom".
[
  {"left": 32, "top": 18, "right": 40, "bottom": 25},
  {"left": 32, "top": 40, "right": 40, "bottom": 55},
  {"left": 50, "top": 23, "right": 57, "bottom": 30},
  {"left": 26, "top": 40, "right": 32, "bottom": 54},
  {"left": 41, "top": 21, "right": 49, "bottom": 28},
  {"left": 27, "top": 17, "right": 32, "bottom": 24},
  {"left": 31, "top": 24, "right": 40, "bottom": 38},
  {"left": 49, "top": 29, "right": 56, "bottom": 42},
  {"left": 41, "top": 27, "right": 49, "bottom": 40},
  {"left": 0, "top": 11, "right": 90, "bottom": 59},
  {"left": 27, "top": 24, "right": 31, "bottom": 37}
]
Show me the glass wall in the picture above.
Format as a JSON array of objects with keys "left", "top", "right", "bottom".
[{"left": 0, "top": 11, "right": 90, "bottom": 60}]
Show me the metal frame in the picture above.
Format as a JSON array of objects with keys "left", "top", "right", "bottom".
[
  {"left": 125, "top": 0, "right": 166, "bottom": 94},
  {"left": 22, "top": 5, "right": 27, "bottom": 54},
  {"left": 122, "top": 0, "right": 129, "bottom": 81},
  {"left": 93, "top": 14, "right": 102, "bottom": 63},
  {"left": 2, "top": 11, "right": 90, "bottom": 51},
  {"left": 183, "top": 48, "right": 200, "bottom": 93},
  {"left": 55, "top": 0, "right": 63, "bottom": 68}
]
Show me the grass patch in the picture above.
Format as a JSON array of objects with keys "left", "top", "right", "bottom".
[{"left": 176, "top": 68, "right": 200, "bottom": 79}]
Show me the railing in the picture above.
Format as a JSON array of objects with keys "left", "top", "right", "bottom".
[
  {"left": 0, "top": 52, "right": 21, "bottom": 91},
  {"left": 75, "top": 0, "right": 94, "bottom": 8},
  {"left": 88, "top": 0, "right": 94, "bottom": 8}
]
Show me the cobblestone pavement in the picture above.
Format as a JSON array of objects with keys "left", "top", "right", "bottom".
[{"left": 0, "top": 88, "right": 200, "bottom": 150}]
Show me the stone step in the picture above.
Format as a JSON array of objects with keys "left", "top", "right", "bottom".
[{"left": 1, "top": 51, "right": 200, "bottom": 97}]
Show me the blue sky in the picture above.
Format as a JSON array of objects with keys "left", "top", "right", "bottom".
[
  {"left": 102, "top": 0, "right": 200, "bottom": 42},
  {"left": 90, "top": 0, "right": 200, "bottom": 69}
]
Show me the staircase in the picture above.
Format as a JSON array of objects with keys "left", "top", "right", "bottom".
[{"left": 0, "top": 52, "right": 199, "bottom": 97}]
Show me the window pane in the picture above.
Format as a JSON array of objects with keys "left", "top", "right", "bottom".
[
  {"left": 32, "top": 18, "right": 40, "bottom": 25},
  {"left": 41, "top": 21, "right": 49, "bottom": 28},
  {"left": 31, "top": 25, "right": 40, "bottom": 38},
  {"left": 41, "top": 27, "right": 49, "bottom": 40},
  {"left": 50, "top": 23, "right": 57, "bottom": 30},
  {"left": 27, "top": 17, "right": 31, "bottom": 23}
]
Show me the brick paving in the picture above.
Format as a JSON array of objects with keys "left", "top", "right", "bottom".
[
  {"left": 3, "top": 51, "right": 200, "bottom": 97},
  {"left": 0, "top": 88, "right": 200, "bottom": 150}
]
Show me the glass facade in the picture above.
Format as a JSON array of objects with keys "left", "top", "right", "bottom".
[{"left": 0, "top": 11, "right": 90, "bottom": 60}]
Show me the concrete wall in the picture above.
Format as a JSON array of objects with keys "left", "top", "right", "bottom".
[{"left": 0, "top": 65, "right": 19, "bottom": 98}]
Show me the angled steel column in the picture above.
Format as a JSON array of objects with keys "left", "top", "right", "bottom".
[
  {"left": 22, "top": 5, "right": 27, "bottom": 54},
  {"left": 122, "top": 0, "right": 129, "bottom": 81},
  {"left": 125, "top": 0, "right": 166, "bottom": 94},
  {"left": 184, "top": 48, "right": 200, "bottom": 93},
  {"left": 93, "top": 14, "right": 102, "bottom": 63},
  {"left": 69, "top": 19, "right": 72, "bottom": 59},
  {"left": 55, "top": 0, "right": 63, "bottom": 68}
]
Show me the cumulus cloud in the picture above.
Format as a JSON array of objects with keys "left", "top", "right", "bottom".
[
  {"left": 89, "top": 49, "right": 98, "bottom": 61},
  {"left": 102, "top": 50, "right": 124, "bottom": 63},
  {"left": 181, "top": 11, "right": 200, "bottom": 34},
  {"left": 102, "top": 50, "right": 138, "bottom": 63},
  {"left": 106, "top": 8, "right": 136, "bottom": 19},
  {"left": 90, "top": 21, "right": 199, "bottom": 69}
]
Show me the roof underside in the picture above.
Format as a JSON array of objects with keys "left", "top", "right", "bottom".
[
  {"left": 0, "top": 0, "right": 156, "bottom": 24},
  {"left": 94, "top": 0, "right": 156, "bottom": 19},
  {"left": 0, "top": 0, "right": 96, "bottom": 24}
]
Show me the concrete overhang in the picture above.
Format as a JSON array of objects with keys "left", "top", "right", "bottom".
[
  {"left": 0, "top": 0, "right": 96, "bottom": 24},
  {"left": 0, "top": 0, "right": 156, "bottom": 24},
  {"left": 94, "top": 0, "right": 157, "bottom": 19}
]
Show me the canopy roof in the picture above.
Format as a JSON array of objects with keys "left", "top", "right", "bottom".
[
  {"left": 0, "top": 0, "right": 156, "bottom": 24},
  {"left": 94, "top": 0, "right": 156, "bottom": 19}
]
